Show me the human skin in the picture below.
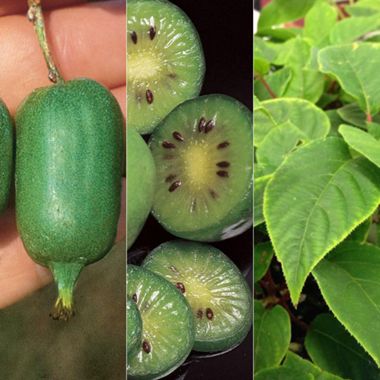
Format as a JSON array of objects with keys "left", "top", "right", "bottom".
[{"left": 0, "top": 0, "right": 126, "bottom": 308}]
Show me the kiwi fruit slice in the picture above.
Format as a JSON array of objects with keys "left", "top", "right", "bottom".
[
  {"left": 128, "top": 298, "right": 143, "bottom": 361},
  {"left": 127, "top": 0, "right": 205, "bottom": 134},
  {"left": 149, "top": 94, "right": 253, "bottom": 242},
  {"left": 142, "top": 240, "right": 252, "bottom": 353},
  {"left": 127, "top": 265, "right": 195, "bottom": 379},
  {"left": 127, "top": 128, "right": 156, "bottom": 249}
]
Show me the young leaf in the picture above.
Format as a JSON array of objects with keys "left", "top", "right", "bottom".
[
  {"left": 312, "top": 242, "right": 380, "bottom": 367},
  {"left": 339, "top": 124, "right": 380, "bottom": 167},
  {"left": 318, "top": 43, "right": 380, "bottom": 116},
  {"left": 254, "top": 242, "right": 274, "bottom": 282},
  {"left": 329, "top": 15, "right": 380, "bottom": 44},
  {"left": 305, "top": 313, "right": 380, "bottom": 380},
  {"left": 254, "top": 301, "right": 291, "bottom": 373},
  {"left": 254, "top": 67, "right": 292, "bottom": 101},
  {"left": 346, "top": 0, "right": 380, "bottom": 17},
  {"left": 283, "top": 351, "right": 344, "bottom": 380},
  {"left": 264, "top": 137, "right": 380, "bottom": 304},
  {"left": 254, "top": 98, "right": 330, "bottom": 147},
  {"left": 255, "top": 367, "right": 313, "bottom": 380},
  {"left": 304, "top": 2, "right": 338, "bottom": 48},
  {"left": 337, "top": 103, "right": 380, "bottom": 129},
  {"left": 258, "top": 0, "right": 317, "bottom": 30},
  {"left": 254, "top": 174, "right": 272, "bottom": 227}
]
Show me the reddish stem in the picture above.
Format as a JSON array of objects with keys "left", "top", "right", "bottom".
[
  {"left": 258, "top": 76, "right": 277, "bottom": 99},
  {"left": 367, "top": 113, "right": 373, "bottom": 123}
]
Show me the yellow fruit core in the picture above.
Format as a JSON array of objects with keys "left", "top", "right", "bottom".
[
  {"left": 182, "top": 141, "right": 211, "bottom": 190},
  {"left": 185, "top": 277, "right": 213, "bottom": 311},
  {"left": 128, "top": 51, "right": 161, "bottom": 81}
]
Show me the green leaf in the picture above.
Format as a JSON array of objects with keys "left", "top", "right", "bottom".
[
  {"left": 254, "top": 174, "right": 272, "bottom": 227},
  {"left": 325, "top": 110, "right": 344, "bottom": 136},
  {"left": 258, "top": 0, "right": 318, "bottom": 30},
  {"left": 318, "top": 43, "right": 380, "bottom": 116},
  {"left": 304, "top": 2, "right": 338, "bottom": 47},
  {"left": 305, "top": 313, "right": 380, "bottom": 380},
  {"left": 254, "top": 242, "right": 274, "bottom": 282},
  {"left": 254, "top": 301, "right": 291, "bottom": 373},
  {"left": 254, "top": 98, "right": 330, "bottom": 147},
  {"left": 254, "top": 58, "right": 270, "bottom": 76},
  {"left": 283, "top": 351, "right": 344, "bottom": 380},
  {"left": 346, "top": 0, "right": 380, "bottom": 17},
  {"left": 255, "top": 68, "right": 292, "bottom": 101},
  {"left": 337, "top": 103, "right": 380, "bottom": 129},
  {"left": 257, "top": 27, "right": 301, "bottom": 41},
  {"left": 367, "top": 122, "right": 380, "bottom": 140},
  {"left": 254, "top": 37, "right": 280, "bottom": 63},
  {"left": 339, "top": 124, "right": 380, "bottom": 167},
  {"left": 313, "top": 242, "right": 380, "bottom": 367},
  {"left": 329, "top": 15, "right": 380, "bottom": 44},
  {"left": 264, "top": 137, "right": 380, "bottom": 304},
  {"left": 256, "top": 121, "right": 304, "bottom": 175},
  {"left": 347, "top": 218, "right": 372, "bottom": 243},
  {"left": 255, "top": 367, "right": 313, "bottom": 380},
  {"left": 274, "top": 37, "right": 312, "bottom": 68}
]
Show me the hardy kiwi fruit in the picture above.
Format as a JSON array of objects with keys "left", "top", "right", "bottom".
[
  {"left": 127, "top": 265, "right": 194, "bottom": 379},
  {"left": 149, "top": 94, "right": 253, "bottom": 242},
  {"left": 128, "top": 298, "right": 143, "bottom": 361},
  {"left": 127, "top": 0, "right": 205, "bottom": 134},
  {"left": 0, "top": 99, "right": 13, "bottom": 213},
  {"left": 15, "top": 79, "right": 124, "bottom": 320},
  {"left": 142, "top": 240, "right": 253, "bottom": 352}
]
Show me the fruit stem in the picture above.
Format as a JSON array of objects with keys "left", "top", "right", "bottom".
[
  {"left": 49, "top": 262, "right": 83, "bottom": 321},
  {"left": 27, "top": 0, "right": 64, "bottom": 84}
]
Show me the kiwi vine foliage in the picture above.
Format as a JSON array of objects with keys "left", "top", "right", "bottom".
[{"left": 254, "top": 0, "right": 380, "bottom": 378}]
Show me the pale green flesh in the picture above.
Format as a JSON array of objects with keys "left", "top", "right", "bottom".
[
  {"left": 127, "top": 0, "right": 205, "bottom": 134},
  {"left": 128, "top": 299, "right": 143, "bottom": 358},
  {"left": 127, "top": 265, "right": 194, "bottom": 380},
  {"left": 142, "top": 241, "right": 252, "bottom": 352},
  {"left": 149, "top": 95, "right": 253, "bottom": 240}
]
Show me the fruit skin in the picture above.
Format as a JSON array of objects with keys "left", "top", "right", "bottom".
[
  {"left": 0, "top": 99, "right": 14, "bottom": 213},
  {"left": 127, "top": 265, "right": 195, "bottom": 380},
  {"left": 127, "top": 128, "right": 156, "bottom": 249},
  {"left": 142, "top": 240, "right": 253, "bottom": 353},
  {"left": 15, "top": 78, "right": 123, "bottom": 318},
  {"left": 127, "top": 298, "right": 143, "bottom": 360}
]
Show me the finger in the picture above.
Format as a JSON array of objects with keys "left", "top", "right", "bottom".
[
  {"left": 0, "top": 179, "right": 126, "bottom": 309},
  {"left": 0, "top": 0, "right": 86, "bottom": 17},
  {"left": 0, "top": 1, "right": 125, "bottom": 115}
]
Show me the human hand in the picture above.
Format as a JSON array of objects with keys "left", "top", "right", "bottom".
[{"left": 0, "top": 0, "right": 125, "bottom": 308}]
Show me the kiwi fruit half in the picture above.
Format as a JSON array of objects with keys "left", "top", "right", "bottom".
[
  {"left": 127, "top": 0, "right": 205, "bottom": 134},
  {"left": 142, "top": 240, "right": 253, "bottom": 353},
  {"left": 149, "top": 94, "right": 253, "bottom": 242},
  {"left": 127, "top": 265, "right": 195, "bottom": 379},
  {"left": 128, "top": 298, "right": 143, "bottom": 361},
  {"left": 127, "top": 128, "right": 156, "bottom": 249}
]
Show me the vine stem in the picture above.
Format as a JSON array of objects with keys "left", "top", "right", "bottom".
[
  {"left": 27, "top": 0, "right": 64, "bottom": 84},
  {"left": 257, "top": 76, "right": 277, "bottom": 99}
]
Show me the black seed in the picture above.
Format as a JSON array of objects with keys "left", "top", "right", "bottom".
[
  {"left": 198, "top": 117, "right": 206, "bottom": 132},
  {"left": 131, "top": 31, "right": 137, "bottom": 44},
  {"left": 197, "top": 309, "right": 203, "bottom": 319},
  {"left": 209, "top": 189, "right": 218, "bottom": 199},
  {"left": 162, "top": 141, "right": 176, "bottom": 149},
  {"left": 149, "top": 26, "right": 156, "bottom": 40},
  {"left": 173, "top": 131, "right": 184, "bottom": 142},
  {"left": 205, "top": 120, "right": 215, "bottom": 133},
  {"left": 142, "top": 340, "right": 151, "bottom": 353},
  {"left": 146, "top": 89, "right": 154, "bottom": 104},
  {"left": 132, "top": 293, "right": 137, "bottom": 302},
  {"left": 217, "top": 141, "right": 230, "bottom": 149},
  {"left": 206, "top": 308, "right": 214, "bottom": 320},
  {"left": 168, "top": 73, "right": 177, "bottom": 79},
  {"left": 216, "top": 161, "right": 230, "bottom": 168},
  {"left": 169, "top": 180, "right": 182, "bottom": 192},
  {"left": 176, "top": 282, "right": 186, "bottom": 293},
  {"left": 165, "top": 174, "right": 177, "bottom": 183},
  {"left": 217, "top": 170, "right": 229, "bottom": 178}
]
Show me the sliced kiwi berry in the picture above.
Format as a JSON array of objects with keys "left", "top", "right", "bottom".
[
  {"left": 127, "top": 265, "right": 195, "bottom": 380},
  {"left": 128, "top": 298, "right": 143, "bottom": 361},
  {"left": 127, "top": 0, "right": 205, "bottom": 134},
  {"left": 149, "top": 94, "right": 253, "bottom": 242},
  {"left": 142, "top": 240, "right": 253, "bottom": 353}
]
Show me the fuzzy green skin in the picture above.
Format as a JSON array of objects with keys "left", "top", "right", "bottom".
[
  {"left": 127, "top": 265, "right": 195, "bottom": 380},
  {"left": 142, "top": 240, "right": 252, "bottom": 353},
  {"left": 0, "top": 99, "right": 14, "bottom": 213},
  {"left": 128, "top": 298, "right": 143, "bottom": 360},
  {"left": 127, "top": 129, "right": 156, "bottom": 249},
  {"left": 15, "top": 79, "right": 123, "bottom": 314}
]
